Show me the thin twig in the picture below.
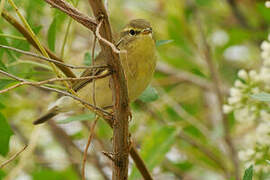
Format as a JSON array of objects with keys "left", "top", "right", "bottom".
[
  {"left": 95, "top": 20, "right": 121, "bottom": 54},
  {"left": 0, "top": 44, "right": 108, "bottom": 70},
  {"left": 0, "top": 71, "right": 111, "bottom": 94},
  {"left": 60, "top": 0, "right": 79, "bottom": 58},
  {"left": 92, "top": 36, "right": 97, "bottom": 107},
  {"left": 0, "top": 33, "right": 26, "bottom": 40},
  {"left": 0, "top": 69, "right": 113, "bottom": 120},
  {"left": 48, "top": 121, "right": 110, "bottom": 180},
  {"left": 82, "top": 116, "right": 99, "bottom": 180},
  {"left": 226, "top": 0, "right": 250, "bottom": 29},
  {"left": 0, "top": 145, "right": 28, "bottom": 169},
  {"left": 44, "top": 0, "right": 97, "bottom": 31},
  {"left": 1, "top": 10, "right": 77, "bottom": 78},
  {"left": 156, "top": 61, "right": 213, "bottom": 90}
]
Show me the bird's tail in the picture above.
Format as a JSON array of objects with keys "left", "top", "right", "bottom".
[
  {"left": 33, "top": 107, "right": 59, "bottom": 125},
  {"left": 33, "top": 96, "right": 72, "bottom": 125}
]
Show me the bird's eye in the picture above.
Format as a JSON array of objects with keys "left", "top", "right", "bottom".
[{"left": 129, "top": 29, "right": 135, "bottom": 36}]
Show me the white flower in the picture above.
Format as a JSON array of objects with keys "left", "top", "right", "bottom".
[
  {"left": 234, "top": 107, "right": 256, "bottom": 123},
  {"left": 223, "top": 105, "right": 233, "bottom": 114},
  {"left": 210, "top": 30, "right": 229, "bottom": 46},
  {"left": 224, "top": 45, "right": 250, "bottom": 62},
  {"left": 228, "top": 96, "right": 242, "bottom": 105},
  {"left": 256, "top": 122, "right": 270, "bottom": 145},
  {"left": 229, "top": 87, "right": 242, "bottom": 97},
  {"left": 249, "top": 70, "right": 259, "bottom": 81},
  {"left": 234, "top": 80, "right": 246, "bottom": 88},
  {"left": 266, "top": 1, "right": 270, "bottom": 8},
  {"left": 238, "top": 70, "right": 249, "bottom": 80}
]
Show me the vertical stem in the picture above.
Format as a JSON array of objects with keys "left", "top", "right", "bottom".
[{"left": 87, "top": 1, "right": 130, "bottom": 179}]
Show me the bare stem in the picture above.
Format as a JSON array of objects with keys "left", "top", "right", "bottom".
[
  {"left": 0, "top": 69, "right": 113, "bottom": 120},
  {"left": 82, "top": 116, "right": 99, "bottom": 180},
  {"left": 0, "top": 145, "right": 28, "bottom": 169},
  {"left": 0, "top": 44, "right": 108, "bottom": 70},
  {"left": 0, "top": 71, "right": 111, "bottom": 94}
]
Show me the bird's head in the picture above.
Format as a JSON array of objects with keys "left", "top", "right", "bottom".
[{"left": 117, "top": 19, "right": 153, "bottom": 46}]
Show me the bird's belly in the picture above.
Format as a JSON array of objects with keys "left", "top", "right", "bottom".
[{"left": 121, "top": 36, "right": 156, "bottom": 101}]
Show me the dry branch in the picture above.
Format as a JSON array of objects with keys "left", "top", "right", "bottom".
[
  {"left": 0, "top": 44, "right": 108, "bottom": 70},
  {"left": 44, "top": 0, "right": 97, "bottom": 31},
  {"left": 0, "top": 145, "right": 28, "bottom": 169},
  {"left": 1, "top": 10, "right": 76, "bottom": 78},
  {"left": 87, "top": 1, "right": 130, "bottom": 179}
]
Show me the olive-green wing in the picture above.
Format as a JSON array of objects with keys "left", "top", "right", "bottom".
[{"left": 72, "top": 52, "right": 107, "bottom": 92}]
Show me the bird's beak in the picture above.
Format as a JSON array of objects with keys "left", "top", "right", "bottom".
[{"left": 141, "top": 28, "right": 152, "bottom": 35}]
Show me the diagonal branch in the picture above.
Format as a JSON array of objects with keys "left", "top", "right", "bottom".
[
  {"left": 0, "top": 44, "right": 108, "bottom": 70},
  {"left": 44, "top": 0, "right": 97, "bottom": 32},
  {"left": 1, "top": 10, "right": 76, "bottom": 78},
  {"left": 0, "top": 69, "right": 113, "bottom": 120}
]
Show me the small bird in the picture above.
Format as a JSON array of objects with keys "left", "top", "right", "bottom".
[{"left": 33, "top": 19, "right": 157, "bottom": 125}]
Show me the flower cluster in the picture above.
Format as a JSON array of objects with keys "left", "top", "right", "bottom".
[
  {"left": 223, "top": 69, "right": 262, "bottom": 124},
  {"left": 223, "top": 30, "right": 270, "bottom": 174}
]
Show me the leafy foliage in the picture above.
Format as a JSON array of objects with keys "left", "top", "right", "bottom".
[
  {"left": 138, "top": 85, "right": 159, "bottom": 103},
  {"left": 0, "top": 113, "right": 13, "bottom": 156},
  {"left": 243, "top": 165, "right": 253, "bottom": 180}
]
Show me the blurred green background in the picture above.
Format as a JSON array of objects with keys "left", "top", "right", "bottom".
[{"left": 0, "top": 0, "right": 269, "bottom": 179}]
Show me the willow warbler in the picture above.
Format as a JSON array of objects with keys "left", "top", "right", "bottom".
[{"left": 34, "top": 19, "right": 157, "bottom": 125}]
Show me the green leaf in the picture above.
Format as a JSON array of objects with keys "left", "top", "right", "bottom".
[
  {"left": 243, "top": 165, "right": 253, "bottom": 180},
  {"left": 33, "top": 25, "right": 43, "bottom": 35},
  {"left": 57, "top": 113, "right": 95, "bottom": 124},
  {"left": 195, "top": 0, "right": 212, "bottom": 6},
  {"left": 0, "top": 113, "right": 13, "bottom": 156},
  {"left": 0, "top": 169, "right": 6, "bottom": 179},
  {"left": 0, "top": 60, "right": 6, "bottom": 71},
  {"left": 138, "top": 86, "right": 159, "bottom": 103},
  {"left": 0, "top": 102, "right": 5, "bottom": 109},
  {"left": 0, "top": 30, "right": 16, "bottom": 62},
  {"left": 129, "top": 127, "right": 176, "bottom": 179},
  {"left": 0, "top": 79, "right": 16, "bottom": 90},
  {"left": 156, "top": 40, "right": 174, "bottom": 47},
  {"left": 266, "top": 160, "right": 270, "bottom": 165},
  {"left": 32, "top": 167, "right": 79, "bottom": 180},
  {"left": 48, "top": 18, "right": 58, "bottom": 52},
  {"left": 83, "top": 52, "right": 92, "bottom": 66},
  {"left": 251, "top": 92, "right": 270, "bottom": 102}
]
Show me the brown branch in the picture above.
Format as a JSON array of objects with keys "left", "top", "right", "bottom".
[
  {"left": 156, "top": 61, "right": 213, "bottom": 90},
  {"left": 87, "top": 1, "right": 130, "bottom": 180},
  {"left": 47, "top": 121, "right": 110, "bottom": 180},
  {"left": 82, "top": 116, "right": 99, "bottom": 180},
  {"left": 1, "top": 10, "right": 76, "bottom": 78},
  {"left": 0, "top": 44, "right": 108, "bottom": 70},
  {"left": 196, "top": 18, "right": 240, "bottom": 180},
  {"left": 0, "top": 145, "right": 28, "bottom": 169},
  {"left": 226, "top": 0, "right": 250, "bottom": 29},
  {"left": 44, "top": 0, "right": 97, "bottom": 32}
]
